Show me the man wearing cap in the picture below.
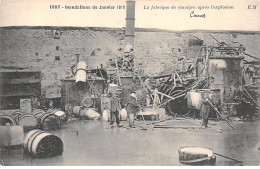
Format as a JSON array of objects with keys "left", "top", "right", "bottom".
[
  {"left": 127, "top": 92, "right": 140, "bottom": 128},
  {"left": 110, "top": 93, "right": 122, "bottom": 127}
]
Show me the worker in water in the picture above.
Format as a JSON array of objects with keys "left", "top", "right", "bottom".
[
  {"left": 201, "top": 93, "right": 213, "bottom": 128},
  {"left": 110, "top": 93, "right": 122, "bottom": 128},
  {"left": 127, "top": 92, "right": 140, "bottom": 128}
]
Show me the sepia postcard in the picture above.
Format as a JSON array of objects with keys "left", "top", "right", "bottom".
[{"left": 0, "top": 0, "right": 260, "bottom": 166}]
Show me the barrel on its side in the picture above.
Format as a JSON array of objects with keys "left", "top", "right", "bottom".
[
  {"left": 178, "top": 146, "right": 216, "bottom": 165},
  {"left": 23, "top": 129, "right": 63, "bottom": 158},
  {"left": 46, "top": 109, "right": 68, "bottom": 123},
  {"left": 33, "top": 109, "right": 61, "bottom": 131},
  {"left": 81, "top": 108, "right": 101, "bottom": 120},
  {"left": 81, "top": 97, "right": 94, "bottom": 108},
  {"left": 18, "top": 114, "right": 38, "bottom": 131},
  {"left": 40, "top": 113, "right": 61, "bottom": 131},
  {"left": 0, "top": 115, "right": 17, "bottom": 126},
  {"left": 72, "top": 106, "right": 84, "bottom": 118}
]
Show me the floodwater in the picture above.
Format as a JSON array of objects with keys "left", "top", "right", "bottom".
[{"left": 0, "top": 118, "right": 259, "bottom": 166}]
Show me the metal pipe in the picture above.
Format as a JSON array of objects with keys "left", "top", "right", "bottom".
[{"left": 125, "top": 0, "right": 135, "bottom": 51}]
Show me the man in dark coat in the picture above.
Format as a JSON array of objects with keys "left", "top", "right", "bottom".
[
  {"left": 201, "top": 93, "right": 213, "bottom": 128},
  {"left": 110, "top": 93, "right": 122, "bottom": 127}
]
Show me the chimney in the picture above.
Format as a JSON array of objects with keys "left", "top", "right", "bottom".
[{"left": 125, "top": 0, "right": 135, "bottom": 51}]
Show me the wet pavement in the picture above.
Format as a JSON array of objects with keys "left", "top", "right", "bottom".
[{"left": 0, "top": 117, "right": 260, "bottom": 166}]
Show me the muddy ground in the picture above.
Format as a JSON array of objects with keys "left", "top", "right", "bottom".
[{"left": 0, "top": 117, "right": 259, "bottom": 166}]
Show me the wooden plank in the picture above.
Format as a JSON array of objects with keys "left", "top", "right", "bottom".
[{"left": 154, "top": 125, "right": 203, "bottom": 129}]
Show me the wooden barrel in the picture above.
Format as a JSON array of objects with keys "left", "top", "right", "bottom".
[
  {"left": 120, "top": 108, "right": 127, "bottom": 121},
  {"left": 40, "top": 113, "right": 61, "bottom": 131},
  {"left": 46, "top": 109, "right": 68, "bottom": 123},
  {"left": 33, "top": 109, "right": 47, "bottom": 126},
  {"left": 32, "top": 109, "right": 46, "bottom": 122},
  {"left": 81, "top": 96, "right": 94, "bottom": 108},
  {"left": 23, "top": 129, "right": 63, "bottom": 158},
  {"left": 178, "top": 146, "right": 216, "bottom": 165},
  {"left": 102, "top": 109, "right": 111, "bottom": 122},
  {"left": 72, "top": 106, "right": 84, "bottom": 118},
  {"left": 76, "top": 61, "right": 87, "bottom": 83},
  {"left": 81, "top": 108, "right": 101, "bottom": 120},
  {"left": 18, "top": 114, "right": 38, "bottom": 131},
  {"left": 33, "top": 110, "right": 61, "bottom": 131},
  {"left": 0, "top": 115, "right": 17, "bottom": 126},
  {"left": 187, "top": 91, "right": 203, "bottom": 110}
]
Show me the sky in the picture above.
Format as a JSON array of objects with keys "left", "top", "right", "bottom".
[{"left": 0, "top": 0, "right": 259, "bottom": 31}]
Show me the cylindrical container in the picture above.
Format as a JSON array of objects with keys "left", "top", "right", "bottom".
[
  {"left": 18, "top": 114, "right": 38, "bottom": 131},
  {"left": 33, "top": 109, "right": 46, "bottom": 124},
  {"left": 76, "top": 61, "right": 87, "bottom": 83},
  {"left": 178, "top": 146, "right": 216, "bottom": 165},
  {"left": 102, "top": 109, "right": 111, "bottom": 122},
  {"left": 81, "top": 96, "right": 94, "bottom": 108},
  {"left": 120, "top": 108, "right": 127, "bottom": 121},
  {"left": 23, "top": 129, "right": 63, "bottom": 158},
  {"left": 108, "top": 84, "right": 118, "bottom": 94},
  {"left": 187, "top": 91, "right": 203, "bottom": 110},
  {"left": 81, "top": 108, "right": 101, "bottom": 120},
  {"left": 72, "top": 106, "right": 84, "bottom": 118},
  {"left": 33, "top": 110, "right": 61, "bottom": 131},
  {"left": 40, "top": 113, "right": 61, "bottom": 131},
  {"left": 46, "top": 109, "right": 68, "bottom": 123},
  {"left": 101, "top": 96, "right": 111, "bottom": 113},
  {"left": 0, "top": 115, "right": 17, "bottom": 126}
]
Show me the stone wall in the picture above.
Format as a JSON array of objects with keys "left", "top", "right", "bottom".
[{"left": 0, "top": 27, "right": 259, "bottom": 100}]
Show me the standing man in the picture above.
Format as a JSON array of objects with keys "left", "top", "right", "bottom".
[
  {"left": 110, "top": 93, "right": 122, "bottom": 127},
  {"left": 201, "top": 93, "right": 213, "bottom": 128},
  {"left": 127, "top": 92, "right": 140, "bottom": 128}
]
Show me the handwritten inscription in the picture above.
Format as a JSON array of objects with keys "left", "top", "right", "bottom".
[{"left": 190, "top": 11, "right": 206, "bottom": 18}]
